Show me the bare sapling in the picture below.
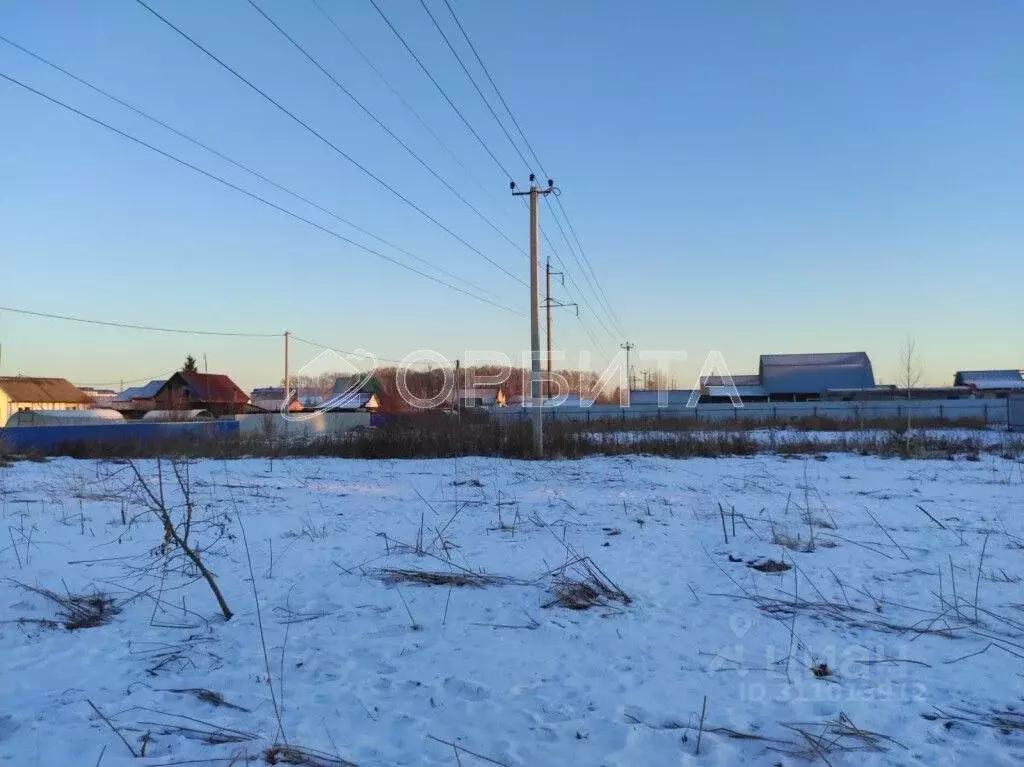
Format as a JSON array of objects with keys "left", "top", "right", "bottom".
[
  {"left": 129, "top": 459, "right": 233, "bottom": 621},
  {"left": 898, "top": 335, "right": 923, "bottom": 441}
]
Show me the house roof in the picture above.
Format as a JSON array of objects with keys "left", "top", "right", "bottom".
[
  {"left": 331, "top": 376, "right": 382, "bottom": 396},
  {"left": 114, "top": 380, "right": 166, "bottom": 402},
  {"left": 701, "top": 374, "right": 761, "bottom": 388},
  {"left": 954, "top": 370, "right": 1024, "bottom": 390},
  {"left": 0, "top": 376, "right": 93, "bottom": 404},
  {"left": 163, "top": 373, "right": 249, "bottom": 404},
  {"left": 322, "top": 391, "right": 378, "bottom": 410},
  {"left": 759, "top": 352, "right": 874, "bottom": 395}
]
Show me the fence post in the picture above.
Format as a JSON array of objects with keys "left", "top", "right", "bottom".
[
  {"left": 939, "top": 404, "right": 944, "bottom": 420},
  {"left": 984, "top": 404, "right": 989, "bottom": 425}
]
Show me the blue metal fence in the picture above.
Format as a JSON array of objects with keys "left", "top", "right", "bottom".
[{"left": 0, "top": 420, "right": 239, "bottom": 454}]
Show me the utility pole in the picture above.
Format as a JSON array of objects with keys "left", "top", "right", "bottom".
[
  {"left": 543, "top": 259, "right": 576, "bottom": 399},
  {"left": 620, "top": 341, "right": 634, "bottom": 407},
  {"left": 283, "top": 331, "right": 291, "bottom": 412},
  {"left": 545, "top": 259, "right": 552, "bottom": 398},
  {"left": 512, "top": 175, "right": 556, "bottom": 457},
  {"left": 203, "top": 353, "right": 208, "bottom": 374}
]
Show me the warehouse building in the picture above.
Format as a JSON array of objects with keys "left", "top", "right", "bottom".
[
  {"left": 953, "top": 370, "right": 1024, "bottom": 397},
  {"left": 759, "top": 352, "right": 875, "bottom": 401}
]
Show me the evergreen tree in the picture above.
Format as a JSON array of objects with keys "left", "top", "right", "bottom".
[{"left": 182, "top": 355, "right": 199, "bottom": 373}]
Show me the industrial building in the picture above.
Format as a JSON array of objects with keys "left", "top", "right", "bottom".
[{"left": 954, "top": 370, "right": 1024, "bottom": 396}]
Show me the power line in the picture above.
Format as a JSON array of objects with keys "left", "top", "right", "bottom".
[
  {"left": 415, "top": 0, "right": 532, "bottom": 173},
  {"left": 73, "top": 371, "right": 176, "bottom": 388},
  {"left": 0, "top": 304, "right": 278, "bottom": 337},
  {"left": 132, "top": 0, "right": 525, "bottom": 287},
  {"left": 245, "top": 0, "right": 528, "bottom": 265},
  {"left": 439, "top": 0, "right": 626, "bottom": 337},
  {"left": 366, "top": 0, "right": 514, "bottom": 181},
  {"left": 357, "top": 0, "right": 619, "bottom": 351},
  {"left": 308, "top": 0, "right": 493, "bottom": 200},
  {"left": 0, "top": 70, "right": 526, "bottom": 317},
  {"left": 290, "top": 335, "right": 404, "bottom": 365},
  {"left": 0, "top": 33, "right": 507, "bottom": 306}
]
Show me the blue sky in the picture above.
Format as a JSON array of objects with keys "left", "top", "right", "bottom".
[{"left": 1, "top": 0, "right": 1021, "bottom": 390}]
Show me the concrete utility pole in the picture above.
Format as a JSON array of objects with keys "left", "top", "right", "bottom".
[
  {"left": 283, "top": 331, "right": 291, "bottom": 412},
  {"left": 543, "top": 260, "right": 576, "bottom": 399},
  {"left": 512, "top": 175, "right": 556, "bottom": 457},
  {"left": 546, "top": 259, "right": 552, "bottom": 398},
  {"left": 620, "top": 341, "right": 634, "bottom": 407}
]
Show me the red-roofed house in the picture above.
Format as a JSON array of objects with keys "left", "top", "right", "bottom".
[{"left": 154, "top": 373, "right": 250, "bottom": 416}]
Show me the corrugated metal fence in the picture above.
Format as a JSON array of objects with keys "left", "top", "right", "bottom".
[
  {"left": 0, "top": 420, "right": 239, "bottom": 453},
  {"left": 492, "top": 398, "right": 1008, "bottom": 425}
]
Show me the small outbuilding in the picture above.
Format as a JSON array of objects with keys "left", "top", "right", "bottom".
[
  {"left": 5, "top": 409, "right": 124, "bottom": 427},
  {"left": 0, "top": 377, "right": 94, "bottom": 427},
  {"left": 457, "top": 388, "right": 507, "bottom": 409}
]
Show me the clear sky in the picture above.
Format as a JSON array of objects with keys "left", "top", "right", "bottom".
[{"left": 1, "top": 0, "right": 1021, "bottom": 391}]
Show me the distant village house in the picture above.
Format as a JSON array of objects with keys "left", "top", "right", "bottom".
[{"left": 0, "top": 377, "right": 93, "bottom": 428}]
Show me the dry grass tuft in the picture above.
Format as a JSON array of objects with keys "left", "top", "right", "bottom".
[
  {"left": 775, "top": 712, "right": 906, "bottom": 761},
  {"left": 265, "top": 743, "right": 356, "bottom": 766},
  {"left": 810, "top": 662, "right": 833, "bottom": 679},
  {"left": 543, "top": 557, "right": 631, "bottom": 611},
  {"left": 372, "top": 567, "right": 514, "bottom": 588},
  {"left": 11, "top": 580, "right": 120, "bottom": 630},
  {"left": 748, "top": 559, "right": 792, "bottom": 574},
  {"left": 923, "top": 706, "right": 1024, "bottom": 735}
]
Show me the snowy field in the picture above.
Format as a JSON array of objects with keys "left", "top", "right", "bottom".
[{"left": 1, "top": 449, "right": 1023, "bottom": 766}]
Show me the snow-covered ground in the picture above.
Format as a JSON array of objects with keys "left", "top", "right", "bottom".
[{"left": 1, "top": 450, "right": 1023, "bottom": 766}]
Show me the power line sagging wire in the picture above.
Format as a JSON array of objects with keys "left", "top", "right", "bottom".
[
  {"left": 433, "top": 0, "right": 626, "bottom": 337},
  {"left": 0, "top": 34, "right": 506, "bottom": 307},
  {"left": 245, "top": 0, "right": 527, "bottom": 267},
  {"left": 0, "top": 71, "right": 525, "bottom": 316},
  {"left": 0, "top": 305, "right": 278, "bottom": 337},
  {"left": 132, "top": 0, "right": 526, "bottom": 287}
]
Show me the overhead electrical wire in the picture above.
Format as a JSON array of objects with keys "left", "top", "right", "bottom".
[
  {"left": 438, "top": 0, "right": 627, "bottom": 338},
  {"left": 415, "top": 0, "right": 532, "bottom": 173},
  {"left": 132, "top": 0, "right": 526, "bottom": 287},
  {"left": 0, "top": 304, "right": 279, "bottom": 337},
  {"left": 0, "top": 34, "right": 507, "bottom": 306},
  {"left": 0, "top": 71, "right": 526, "bottom": 317},
  {"left": 308, "top": 0, "right": 494, "bottom": 200},
  {"left": 404, "top": 0, "right": 621, "bottom": 346},
  {"left": 365, "top": 0, "right": 514, "bottom": 182},
  {"left": 243, "top": 0, "right": 528, "bottom": 265}
]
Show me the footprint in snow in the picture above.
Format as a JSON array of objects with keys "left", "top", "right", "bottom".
[{"left": 443, "top": 676, "right": 490, "bottom": 701}]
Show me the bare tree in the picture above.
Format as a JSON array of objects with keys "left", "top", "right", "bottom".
[
  {"left": 129, "top": 459, "right": 233, "bottom": 621},
  {"left": 898, "top": 335, "right": 924, "bottom": 432}
]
